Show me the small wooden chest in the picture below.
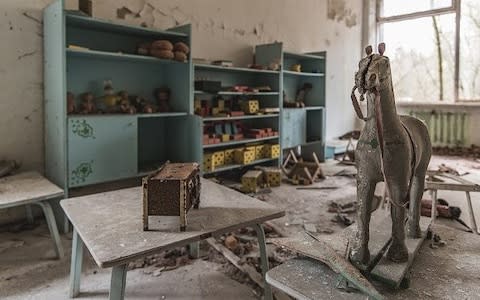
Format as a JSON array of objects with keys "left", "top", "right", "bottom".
[{"left": 142, "top": 162, "right": 201, "bottom": 231}]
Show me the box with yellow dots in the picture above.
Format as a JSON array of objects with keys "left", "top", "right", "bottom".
[
  {"left": 242, "top": 100, "right": 259, "bottom": 114},
  {"left": 224, "top": 148, "right": 236, "bottom": 165},
  {"left": 265, "top": 144, "right": 280, "bottom": 158},
  {"left": 234, "top": 148, "right": 255, "bottom": 165},
  {"left": 203, "top": 151, "right": 225, "bottom": 172},
  {"left": 241, "top": 170, "right": 264, "bottom": 193},
  {"left": 262, "top": 167, "right": 282, "bottom": 187},
  {"left": 255, "top": 144, "right": 266, "bottom": 159}
]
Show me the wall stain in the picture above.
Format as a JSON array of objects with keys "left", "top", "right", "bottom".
[
  {"left": 22, "top": 12, "right": 42, "bottom": 24},
  {"left": 17, "top": 50, "right": 37, "bottom": 60},
  {"left": 327, "top": 0, "right": 357, "bottom": 28}
]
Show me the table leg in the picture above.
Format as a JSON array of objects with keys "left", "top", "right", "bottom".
[
  {"left": 189, "top": 242, "right": 200, "bottom": 258},
  {"left": 69, "top": 229, "right": 84, "bottom": 298},
  {"left": 465, "top": 192, "right": 479, "bottom": 234},
  {"left": 430, "top": 190, "right": 438, "bottom": 245},
  {"left": 254, "top": 224, "right": 272, "bottom": 300},
  {"left": 109, "top": 264, "right": 127, "bottom": 300},
  {"left": 25, "top": 205, "right": 34, "bottom": 224},
  {"left": 35, "top": 201, "right": 64, "bottom": 259}
]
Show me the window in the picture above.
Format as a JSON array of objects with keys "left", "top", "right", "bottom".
[{"left": 377, "top": 0, "right": 479, "bottom": 102}]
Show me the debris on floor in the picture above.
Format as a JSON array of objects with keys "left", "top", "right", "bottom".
[
  {"left": 328, "top": 200, "right": 356, "bottom": 214},
  {"left": 331, "top": 214, "right": 354, "bottom": 226},
  {"left": 433, "top": 145, "right": 480, "bottom": 159}
]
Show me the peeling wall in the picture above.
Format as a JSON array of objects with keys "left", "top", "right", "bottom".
[{"left": 0, "top": 0, "right": 362, "bottom": 224}]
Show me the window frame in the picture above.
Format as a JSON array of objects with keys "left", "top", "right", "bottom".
[{"left": 375, "top": 0, "right": 476, "bottom": 103}]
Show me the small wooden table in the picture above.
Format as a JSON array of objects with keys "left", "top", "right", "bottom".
[
  {"left": 62, "top": 178, "right": 285, "bottom": 300},
  {"left": 0, "top": 171, "right": 64, "bottom": 258}
]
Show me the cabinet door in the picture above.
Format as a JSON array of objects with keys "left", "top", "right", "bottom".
[
  {"left": 281, "top": 109, "right": 306, "bottom": 149},
  {"left": 68, "top": 116, "right": 137, "bottom": 187}
]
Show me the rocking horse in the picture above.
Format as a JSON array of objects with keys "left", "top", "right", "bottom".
[{"left": 349, "top": 43, "right": 432, "bottom": 265}]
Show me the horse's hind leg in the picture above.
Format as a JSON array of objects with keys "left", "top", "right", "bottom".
[{"left": 407, "top": 170, "right": 426, "bottom": 238}]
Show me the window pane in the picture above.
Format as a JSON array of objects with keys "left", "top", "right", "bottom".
[
  {"left": 382, "top": 14, "right": 455, "bottom": 102},
  {"left": 381, "top": 0, "right": 453, "bottom": 18},
  {"left": 459, "top": 0, "right": 480, "bottom": 100}
]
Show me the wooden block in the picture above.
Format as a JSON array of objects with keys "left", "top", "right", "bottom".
[
  {"left": 217, "top": 100, "right": 225, "bottom": 109},
  {"left": 203, "top": 153, "right": 215, "bottom": 172},
  {"left": 222, "top": 134, "right": 230, "bottom": 142},
  {"left": 265, "top": 144, "right": 280, "bottom": 158},
  {"left": 224, "top": 149, "right": 235, "bottom": 165},
  {"left": 263, "top": 167, "right": 281, "bottom": 187},
  {"left": 242, "top": 100, "right": 260, "bottom": 114},
  {"left": 230, "top": 111, "right": 245, "bottom": 117},
  {"left": 255, "top": 145, "right": 266, "bottom": 160},
  {"left": 213, "top": 151, "right": 224, "bottom": 166},
  {"left": 212, "top": 107, "right": 220, "bottom": 116},
  {"left": 234, "top": 149, "right": 255, "bottom": 165},
  {"left": 370, "top": 217, "right": 431, "bottom": 289},
  {"left": 241, "top": 170, "right": 263, "bottom": 193},
  {"left": 231, "top": 134, "right": 244, "bottom": 141}
]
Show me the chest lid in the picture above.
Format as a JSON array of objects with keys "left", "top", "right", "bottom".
[{"left": 152, "top": 162, "right": 199, "bottom": 181}]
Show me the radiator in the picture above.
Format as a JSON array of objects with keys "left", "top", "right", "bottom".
[{"left": 409, "top": 110, "right": 468, "bottom": 147}]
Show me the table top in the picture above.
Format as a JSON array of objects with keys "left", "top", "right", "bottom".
[
  {"left": 0, "top": 171, "right": 64, "bottom": 209},
  {"left": 266, "top": 258, "right": 365, "bottom": 300},
  {"left": 61, "top": 178, "right": 285, "bottom": 268}
]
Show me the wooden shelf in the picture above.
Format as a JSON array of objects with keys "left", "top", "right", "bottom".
[
  {"left": 305, "top": 106, "right": 325, "bottom": 111},
  {"left": 194, "top": 90, "right": 279, "bottom": 96},
  {"left": 283, "top": 70, "right": 325, "bottom": 77},
  {"left": 203, "top": 114, "right": 279, "bottom": 121},
  {"left": 284, "top": 51, "right": 325, "bottom": 60},
  {"left": 67, "top": 48, "right": 188, "bottom": 65},
  {"left": 203, "top": 136, "right": 279, "bottom": 149},
  {"left": 68, "top": 112, "right": 188, "bottom": 119},
  {"left": 66, "top": 13, "right": 187, "bottom": 38},
  {"left": 194, "top": 64, "right": 279, "bottom": 74},
  {"left": 203, "top": 158, "right": 278, "bottom": 175}
]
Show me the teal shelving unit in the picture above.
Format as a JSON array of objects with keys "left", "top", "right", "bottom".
[
  {"left": 255, "top": 43, "right": 327, "bottom": 161},
  {"left": 193, "top": 54, "right": 282, "bottom": 175},
  {"left": 44, "top": 1, "right": 198, "bottom": 193}
]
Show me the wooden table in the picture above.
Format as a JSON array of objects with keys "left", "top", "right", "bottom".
[
  {"left": 62, "top": 178, "right": 285, "bottom": 300},
  {"left": 0, "top": 171, "right": 64, "bottom": 258},
  {"left": 426, "top": 171, "right": 480, "bottom": 234}
]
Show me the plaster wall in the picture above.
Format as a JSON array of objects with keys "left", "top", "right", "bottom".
[{"left": 0, "top": 0, "right": 362, "bottom": 224}]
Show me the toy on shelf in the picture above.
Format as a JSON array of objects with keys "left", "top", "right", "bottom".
[
  {"left": 67, "top": 92, "right": 76, "bottom": 114},
  {"left": 295, "top": 83, "right": 312, "bottom": 107},
  {"left": 150, "top": 40, "right": 174, "bottom": 60},
  {"left": 242, "top": 100, "right": 260, "bottom": 114},
  {"left": 79, "top": 92, "right": 96, "bottom": 114},
  {"left": 136, "top": 42, "right": 150, "bottom": 55},
  {"left": 290, "top": 64, "right": 301, "bottom": 72},
  {"left": 101, "top": 80, "right": 119, "bottom": 113},
  {"left": 173, "top": 42, "right": 190, "bottom": 62},
  {"left": 154, "top": 87, "right": 171, "bottom": 112},
  {"left": 130, "top": 95, "right": 154, "bottom": 113},
  {"left": 142, "top": 162, "right": 201, "bottom": 232},
  {"left": 118, "top": 90, "right": 136, "bottom": 114}
]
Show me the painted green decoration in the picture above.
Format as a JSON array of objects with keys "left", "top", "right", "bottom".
[
  {"left": 71, "top": 161, "right": 93, "bottom": 184},
  {"left": 359, "top": 138, "right": 378, "bottom": 149},
  {"left": 71, "top": 119, "right": 95, "bottom": 139}
]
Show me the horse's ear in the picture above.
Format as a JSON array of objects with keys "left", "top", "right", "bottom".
[
  {"left": 365, "top": 45, "right": 373, "bottom": 56},
  {"left": 378, "top": 43, "right": 386, "bottom": 55}
]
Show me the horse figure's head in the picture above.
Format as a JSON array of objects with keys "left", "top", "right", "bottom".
[
  {"left": 351, "top": 43, "right": 392, "bottom": 121},
  {"left": 355, "top": 43, "right": 391, "bottom": 96}
]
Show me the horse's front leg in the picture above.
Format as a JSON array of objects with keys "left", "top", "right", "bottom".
[{"left": 350, "top": 169, "right": 377, "bottom": 266}]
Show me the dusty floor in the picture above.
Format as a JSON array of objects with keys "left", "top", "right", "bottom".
[{"left": 0, "top": 155, "right": 479, "bottom": 299}]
